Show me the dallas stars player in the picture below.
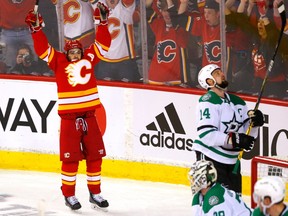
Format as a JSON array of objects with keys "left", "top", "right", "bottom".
[
  {"left": 253, "top": 176, "right": 288, "bottom": 216},
  {"left": 188, "top": 160, "right": 252, "bottom": 216},
  {"left": 193, "top": 64, "right": 264, "bottom": 193}
]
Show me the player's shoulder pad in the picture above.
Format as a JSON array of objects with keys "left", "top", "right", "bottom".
[
  {"left": 199, "top": 91, "right": 222, "bottom": 105},
  {"left": 201, "top": 183, "right": 225, "bottom": 213},
  {"left": 227, "top": 93, "right": 246, "bottom": 106}
]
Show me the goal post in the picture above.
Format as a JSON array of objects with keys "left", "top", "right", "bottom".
[{"left": 251, "top": 156, "right": 288, "bottom": 208}]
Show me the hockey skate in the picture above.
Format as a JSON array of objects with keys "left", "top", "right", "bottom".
[
  {"left": 65, "top": 196, "right": 82, "bottom": 210},
  {"left": 89, "top": 192, "right": 109, "bottom": 211}
]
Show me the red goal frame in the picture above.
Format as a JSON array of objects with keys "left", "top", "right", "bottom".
[{"left": 251, "top": 156, "right": 288, "bottom": 208}]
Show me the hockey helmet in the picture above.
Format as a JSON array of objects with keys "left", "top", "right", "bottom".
[
  {"left": 188, "top": 160, "right": 217, "bottom": 195},
  {"left": 198, "top": 64, "right": 220, "bottom": 90},
  {"left": 64, "top": 40, "right": 83, "bottom": 52},
  {"left": 253, "top": 176, "right": 285, "bottom": 208}
]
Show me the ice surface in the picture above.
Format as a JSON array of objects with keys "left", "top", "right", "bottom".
[{"left": 0, "top": 170, "right": 251, "bottom": 216}]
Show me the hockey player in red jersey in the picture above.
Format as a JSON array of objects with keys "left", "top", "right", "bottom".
[{"left": 25, "top": 2, "right": 111, "bottom": 211}]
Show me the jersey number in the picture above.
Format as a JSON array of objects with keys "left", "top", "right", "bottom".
[
  {"left": 213, "top": 211, "right": 225, "bottom": 216},
  {"left": 200, "top": 108, "right": 211, "bottom": 120}
]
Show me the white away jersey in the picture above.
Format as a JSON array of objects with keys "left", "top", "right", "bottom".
[
  {"left": 58, "top": 0, "right": 96, "bottom": 48},
  {"left": 193, "top": 90, "right": 259, "bottom": 164},
  {"left": 191, "top": 183, "right": 252, "bottom": 216},
  {"left": 98, "top": 0, "right": 136, "bottom": 61}
]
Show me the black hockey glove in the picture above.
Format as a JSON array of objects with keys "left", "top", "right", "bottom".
[
  {"left": 248, "top": 109, "right": 264, "bottom": 127},
  {"left": 228, "top": 132, "right": 255, "bottom": 152}
]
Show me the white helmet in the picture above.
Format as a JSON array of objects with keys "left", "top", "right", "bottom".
[
  {"left": 198, "top": 64, "right": 220, "bottom": 89},
  {"left": 253, "top": 176, "right": 286, "bottom": 209},
  {"left": 188, "top": 160, "right": 217, "bottom": 195}
]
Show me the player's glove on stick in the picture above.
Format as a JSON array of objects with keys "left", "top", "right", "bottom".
[
  {"left": 248, "top": 110, "right": 264, "bottom": 127},
  {"left": 94, "top": 2, "right": 109, "bottom": 25},
  {"left": 25, "top": 9, "right": 44, "bottom": 33},
  {"left": 228, "top": 132, "right": 255, "bottom": 152}
]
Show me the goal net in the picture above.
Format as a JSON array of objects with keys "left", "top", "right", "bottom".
[{"left": 251, "top": 156, "right": 288, "bottom": 208}]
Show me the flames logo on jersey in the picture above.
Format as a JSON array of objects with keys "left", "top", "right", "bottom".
[
  {"left": 157, "top": 40, "right": 177, "bottom": 63},
  {"left": 65, "top": 60, "right": 92, "bottom": 87},
  {"left": 252, "top": 48, "right": 266, "bottom": 78},
  {"left": 253, "top": 53, "right": 266, "bottom": 71},
  {"left": 204, "top": 40, "right": 221, "bottom": 63}
]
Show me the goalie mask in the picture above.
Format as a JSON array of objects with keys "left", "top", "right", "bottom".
[
  {"left": 188, "top": 160, "right": 217, "bottom": 195},
  {"left": 253, "top": 176, "right": 285, "bottom": 215}
]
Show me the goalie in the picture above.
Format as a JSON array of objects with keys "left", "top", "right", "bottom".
[
  {"left": 188, "top": 160, "right": 252, "bottom": 215},
  {"left": 25, "top": 2, "right": 111, "bottom": 211}
]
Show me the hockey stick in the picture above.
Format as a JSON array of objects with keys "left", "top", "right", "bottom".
[
  {"left": 34, "top": 0, "right": 39, "bottom": 12},
  {"left": 33, "top": 0, "right": 45, "bottom": 27},
  {"left": 232, "top": 2, "right": 286, "bottom": 174},
  {"left": 34, "top": 0, "right": 40, "bottom": 26}
]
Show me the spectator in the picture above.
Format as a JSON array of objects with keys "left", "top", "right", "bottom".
[
  {"left": 0, "top": 0, "right": 37, "bottom": 70},
  {"left": 222, "top": 0, "right": 288, "bottom": 98},
  {"left": 25, "top": 2, "right": 111, "bottom": 211},
  {"left": 147, "top": 0, "right": 191, "bottom": 86},
  {"left": 252, "top": 176, "right": 287, "bottom": 216},
  {"left": 9, "top": 44, "right": 38, "bottom": 75},
  {"left": 52, "top": 0, "right": 96, "bottom": 49},
  {"left": 9, "top": 44, "right": 51, "bottom": 76},
  {"left": 188, "top": 160, "right": 252, "bottom": 215},
  {"left": 189, "top": 0, "right": 242, "bottom": 87},
  {"left": 190, "top": 0, "right": 222, "bottom": 67},
  {"left": 193, "top": 64, "right": 264, "bottom": 194},
  {"left": 94, "top": 0, "right": 142, "bottom": 82},
  {"left": 250, "top": 10, "right": 288, "bottom": 99}
]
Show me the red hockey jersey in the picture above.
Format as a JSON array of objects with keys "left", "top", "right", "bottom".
[
  {"left": 148, "top": 17, "right": 189, "bottom": 84},
  {"left": 31, "top": 26, "right": 111, "bottom": 114},
  {"left": 192, "top": 16, "right": 221, "bottom": 67}
]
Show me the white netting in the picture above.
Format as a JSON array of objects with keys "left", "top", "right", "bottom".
[
  {"left": 252, "top": 156, "right": 288, "bottom": 206},
  {"left": 257, "top": 158, "right": 288, "bottom": 180}
]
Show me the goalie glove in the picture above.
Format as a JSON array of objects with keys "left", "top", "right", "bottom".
[
  {"left": 248, "top": 109, "right": 265, "bottom": 127},
  {"left": 25, "top": 9, "right": 44, "bottom": 33},
  {"left": 228, "top": 132, "right": 255, "bottom": 152},
  {"left": 94, "top": 2, "right": 109, "bottom": 25}
]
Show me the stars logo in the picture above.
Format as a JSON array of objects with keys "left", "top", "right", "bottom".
[
  {"left": 208, "top": 195, "right": 219, "bottom": 206},
  {"left": 202, "top": 94, "right": 211, "bottom": 101},
  {"left": 222, "top": 113, "right": 242, "bottom": 133}
]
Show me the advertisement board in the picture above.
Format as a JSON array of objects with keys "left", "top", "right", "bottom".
[{"left": 0, "top": 79, "right": 287, "bottom": 179}]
